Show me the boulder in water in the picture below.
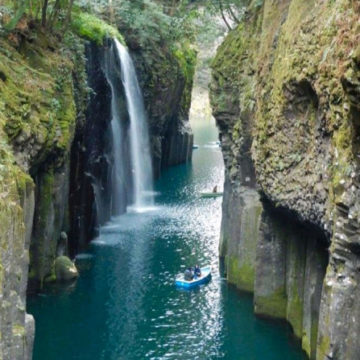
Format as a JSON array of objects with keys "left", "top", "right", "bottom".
[{"left": 54, "top": 256, "right": 79, "bottom": 282}]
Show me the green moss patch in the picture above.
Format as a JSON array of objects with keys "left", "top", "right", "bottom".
[
  {"left": 72, "top": 12, "right": 125, "bottom": 45},
  {"left": 255, "top": 287, "right": 287, "bottom": 320},
  {"left": 287, "top": 284, "right": 304, "bottom": 339},
  {"left": 12, "top": 324, "right": 25, "bottom": 337},
  {"left": 227, "top": 256, "right": 255, "bottom": 293},
  {"left": 173, "top": 43, "right": 197, "bottom": 113}
]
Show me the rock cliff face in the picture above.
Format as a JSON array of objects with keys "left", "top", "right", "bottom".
[
  {"left": 210, "top": 0, "right": 360, "bottom": 358},
  {"left": 69, "top": 41, "right": 117, "bottom": 252},
  {"left": 127, "top": 37, "right": 195, "bottom": 176},
  {"left": 0, "top": 25, "right": 87, "bottom": 358}
]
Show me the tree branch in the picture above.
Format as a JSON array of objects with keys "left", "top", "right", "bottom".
[
  {"left": 218, "top": 0, "right": 232, "bottom": 31},
  {"left": 226, "top": 4, "right": 240, "bottom": 24}
]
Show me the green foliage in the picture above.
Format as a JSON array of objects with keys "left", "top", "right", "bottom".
[
  {"left": 195, "top": 8, "right": 227, "bottom": 46},
  {"left": 116, "top": 0, "right": 174, "bottom": 44},
  {"left": 197, "top": 0, "right": 251, "bottom": 30},
  {"left": 1, "top": 0, "right": 75, "bottom": 33},
  {"left": 173, "top": 42, "right": 197, "bottom": 112},
  {"left": 3, "top": 1, "right": 26, "bottom": 31},
  {"left": 71, "top": 11, "right": 124, "bottom": 45},
  {"left": 173, "top": 45, "right": 197, "bottom": 83},
  {"left": 80, "top": 0, "right": 197, "bottom": 48},
  {"left": 253, "top": 0, "right": 264, "bottom": 8}
]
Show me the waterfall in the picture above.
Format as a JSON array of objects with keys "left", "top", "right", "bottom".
[
  {"left": 113, "top": 39, "right": 154, "bottom": 210},
  {"left": 101, "top": 39, "right": 154, "bottom": 218}
]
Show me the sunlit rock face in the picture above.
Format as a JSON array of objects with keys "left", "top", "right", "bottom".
[{"left": 210, "top": 0, "right": 360, "bottom": 358}]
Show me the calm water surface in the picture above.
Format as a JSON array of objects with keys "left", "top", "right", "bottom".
[{"left": 28, "top": 117, "right": 306, "bottom": 360}]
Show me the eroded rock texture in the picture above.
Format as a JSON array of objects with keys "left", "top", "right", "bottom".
[
  {"left": 210, "top": 0, "right": 360, "bottom": 358},
  {"left": 69, "top": 41, "right": 118, "bottom": 253},
  {"left": 0, "top": 25, "right": 88, "bottom": 358},
  {"left": 128, "top": 39, "right": 195, "bottom": 176}
]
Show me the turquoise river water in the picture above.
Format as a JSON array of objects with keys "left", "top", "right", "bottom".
[{"left": 27, "top": 117, "right": 306, "bottom": 360}]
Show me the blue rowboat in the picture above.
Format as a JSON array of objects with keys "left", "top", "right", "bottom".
[{"left": 175, "top": 266, "right": 212, "bottom": 289}]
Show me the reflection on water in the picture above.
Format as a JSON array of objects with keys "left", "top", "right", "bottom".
[{"left": 27, "top": 117, "right": 305, "bottom": 360}]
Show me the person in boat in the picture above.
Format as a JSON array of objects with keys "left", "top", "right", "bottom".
[
  {"left": 212, "top": 185, "right": 218, "bottom": 193},
  {"left": 184, "top": 267, "right": 194, "bottom": 281},
  {"left": 194, "top": 265, "right": 201, "bottom": 278}
]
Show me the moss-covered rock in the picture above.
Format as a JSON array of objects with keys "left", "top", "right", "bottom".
[
  {"left": 71, "top": 12, "right": 125, "bottom": 45},
  {"left": 0, "top": 18, "right": 90, "bottom": 357},
  {"left": 54, "top": 256, "right": 78, "bottom": 282}
]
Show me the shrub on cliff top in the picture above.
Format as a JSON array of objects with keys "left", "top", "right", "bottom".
[
  {"left": 173, "top": 44, "right": 197, "bottom": 83},
  {"left": 71, "top": 11, "right": 124, "bottom": 45}
]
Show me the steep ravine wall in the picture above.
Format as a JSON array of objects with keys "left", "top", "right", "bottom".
[
  {"left": 210, "top": 0, "right": 360, "bottom": 359},
  {"left": 69, "top": 40, "right": 120, "bottom": 253},
  {"left": 128, "top": 39, "right": 195, "bottom": 176},
  {"left": 0, "top": 26, "right": 88, "bottom": 358}
]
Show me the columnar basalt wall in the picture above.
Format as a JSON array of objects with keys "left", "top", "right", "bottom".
[
  {"left": 0, "top": 26, "right": 88, "bottom": 357},
  {"left": 210, "top": 0, "right": 360, "bottom": 358},
  {"left": 128, "top": 40, "right": 195, "bottom": 176},
  {"left": 254, "top": 201, "right": 328, "bottom": 352},
  {"left": 69, "top": 41, "right": 117, "bottom": 253},
  {"left": 0, "top": 173, "right": 35, "bottom": 360}
]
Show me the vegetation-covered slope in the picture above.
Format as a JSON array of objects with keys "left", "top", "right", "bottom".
[{"left": 0, "top": 15, "right": 88, "bottom": 358}]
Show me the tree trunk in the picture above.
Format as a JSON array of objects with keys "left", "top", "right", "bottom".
[
  {"left": 29, "top": 0, "right": 33, "bottom": 19},
  {"left": 41, "top": 0, "right": 49, "bottom": 27},
  {"left": 49, "top": 0, "right": 61, "bottom": 28}
]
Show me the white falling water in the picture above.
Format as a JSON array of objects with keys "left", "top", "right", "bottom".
[
  {"left": 114, "top": 39, "right": 154, "bottom": 210},
  {"left": 103, "top": 44, "right": 126, "bottom": 216}
]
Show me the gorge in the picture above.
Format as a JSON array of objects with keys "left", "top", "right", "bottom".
[{"left": 0, "top": 0, "right": 359, "bottom": 359}]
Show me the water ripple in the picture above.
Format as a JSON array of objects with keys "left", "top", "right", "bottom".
[{"left": 27, "top": 117, "right": 306, "bottom": 360}]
